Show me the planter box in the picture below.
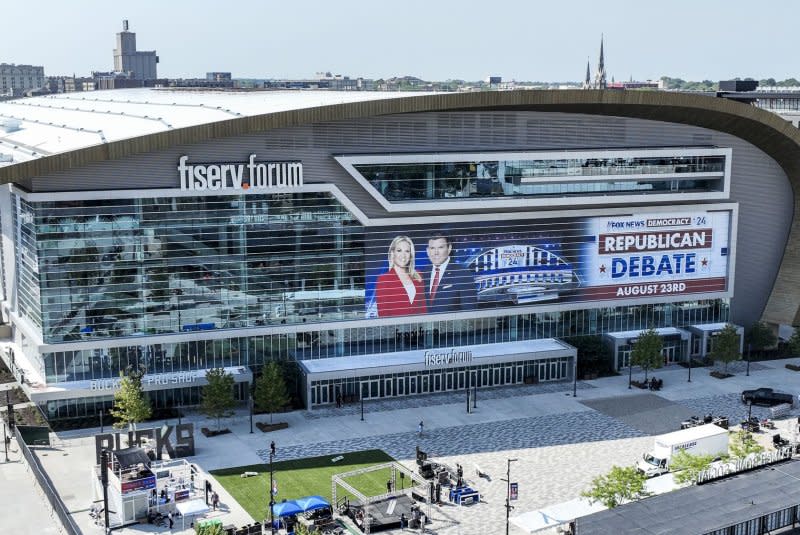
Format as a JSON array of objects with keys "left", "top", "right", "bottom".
[
  {"left": 786, "top": 363, "right": 800, "bottom": 372},
  {"left": 256, "top": 422, "right": 289, "bottom": 433},
  {"left": 630, "top": 380, "right": 649, "bottom": 389},
  {"left": 201, "top": 427, "right": 232, "bottom": 437},
  {"left": 709, "top": 371, "right": 733, "bottom": 379}
]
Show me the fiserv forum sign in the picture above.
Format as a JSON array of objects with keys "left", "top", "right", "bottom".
[{"left": 178, "top": 155, "right": 303, "bottom": 191}]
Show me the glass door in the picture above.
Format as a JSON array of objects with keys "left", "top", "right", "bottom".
[
  {"left": 397, "top": 376, "right": 405, "bottom": 395},
  {"left": 446, "top": 372, "right": 454, "bottom": 390},
  {"left": 384, "top": 379, "right": 393, "bottom": 397}
]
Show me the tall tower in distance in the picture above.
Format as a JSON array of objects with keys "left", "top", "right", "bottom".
[
  {"left": 113, "top": 20, "right": 158, "bottom": 81},
  {"left": 593, "top": 35, "right": 607, "bottom": 89}
]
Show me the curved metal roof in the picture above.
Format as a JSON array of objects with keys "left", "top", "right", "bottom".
[{"left": 1, "top": 88, "right": 799, "bottom": 326}]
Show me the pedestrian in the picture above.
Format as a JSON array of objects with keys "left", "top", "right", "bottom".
[
  {"left": 168, "top": 511, "right": 173, "bottom": 529},
  {"left": 212, "top": 491, "right": 219, "bottom": 510},
  {"left": 400, "top": 512, "right": 407, "bottom": 530},
  {"left": 418, "top": 420, "right": 424, "bottom": 436},
  {"left": 387, "top": 479, "right": 392, "bottom": 493},
  {"left": 336, "top": 392, "right": 342, "bottom": 408}
]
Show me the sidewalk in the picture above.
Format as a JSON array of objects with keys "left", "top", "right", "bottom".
[{"left": 14, "top": 356, "right": 800, "bottom": 534}]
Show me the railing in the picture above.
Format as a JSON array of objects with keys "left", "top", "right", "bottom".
[{"left": 13, "top": 426, "right": 82, "bottom": 535}]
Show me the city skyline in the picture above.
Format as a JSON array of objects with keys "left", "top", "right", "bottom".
[{"left": 3, "top": 0, "right": 799, "bottom": 82}]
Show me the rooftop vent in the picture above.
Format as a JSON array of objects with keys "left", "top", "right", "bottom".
[{"left": 0, "top": 118, "right": 22, "bottom": 133}]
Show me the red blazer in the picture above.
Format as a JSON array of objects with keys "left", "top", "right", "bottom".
[{"left": 376, "top": 270, "right": 427, "bottom": 317}]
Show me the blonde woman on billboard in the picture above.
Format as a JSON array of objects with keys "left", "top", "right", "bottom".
[{"left": 375, "top": 236, "right": 428, "bottom": 317}]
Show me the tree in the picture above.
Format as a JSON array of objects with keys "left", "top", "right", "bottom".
[
  {"left": 729, "top": 429, "right": 764, "bottom": 459},
  {"left": 201, "top": 368, "right": 236, "bottom": 431},
  {"left": 787, "top": 327, "right": 800, "bottom": 357},
  {"left": 581, "top": 465, "right": 650, "bottom": 508},
  {"left": 709, "top": 324, "right": 741, "bottom": 373},
  {"left": 110, "top": 367, "right": 152, "bottom": 430},
  {"left": 254, "top": 361, "right": 290, "bottom": 424},
  {"left": 670, "top": 450, "right": 715, "bottom": 485},
  {"left": 630, "top": 327, "right": 663, "bottom": 381},
  {"left": 746, "top": 321, "right": 777, "bottom": 357}
]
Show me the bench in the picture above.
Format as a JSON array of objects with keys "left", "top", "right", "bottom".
[{"left": 475, "top": 465, "right": 488, "bottom": 479}]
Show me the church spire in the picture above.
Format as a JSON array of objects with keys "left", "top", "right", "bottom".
[
  {"left": 593, "top": 34, "right": 607, "bottom": 89},
  {"left": 583, "top": 57, "right": 592, "bottom": 89}
]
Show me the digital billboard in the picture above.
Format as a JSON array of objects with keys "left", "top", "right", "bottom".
[{"left": 364, "top": 210, "right": 732, "bottom": 318}]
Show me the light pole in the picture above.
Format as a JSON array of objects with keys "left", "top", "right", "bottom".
[
  {"left": 688, "top": 349, "right": 692, "bottom": 383},
  {"left": 269, "top": 441, "right": 276, "bottom": 535},
  {"left": 249, "top": 392, "right": 254, "bottom": 434},
  {"left": 3, "top": 421, "right": 9, "bottom": 463},
  {"left": 99, "top": 409, "right": 104, "bottom": 433},
  {"left": 573, "top": 356, "right": 578, "bottom": 397},
  {"left": 360, "top": 388, "right": 365, "bottom": 422},
  {"left": 505, "top": 458, "right": 518, "bottom": 535},
  {"left": 628, "top": 356, "right": 633, "bottom": 389},
  {"left": 746, "top": 343, "right": 751, "bottom": 377},
  {"left": 473, "top": 383, "right": 477, "bottom": 410}
]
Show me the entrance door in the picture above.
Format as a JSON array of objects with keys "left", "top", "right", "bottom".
[
  {"left": 505, "top": 365, "right": 512, "bottom": 384},
  {"left": 421, "top": 375, "right": 429, "bottom": 393},
  {"left": 320, "top": 385, "right": 329, "bottom": 404},
  {"left": 662, "top": 345, "right": 677, "bottom": 365},
  {"left": 493, "top": 367, "right": 502, "bottom": 386},
  {"left": 397, "top": 377, "right": 405, "bottom": 396},
  {"left": 458, "top": 371, "right": 465, "bottom": 389},
  {"left": 409, "top": 376, "right": 417, "bottom": 395},
  {"left": 481, "top": 369, "right": 489, "bottom": 387},
  {"left": 539, "top": 361, "right": 549, "bottom": 381},
  {"left": 550, "top": 360, "right": 559, "bottom": 380},
  {"left": 384, "top": 379, "right": 393, "bottom": 398},
  {"left": 446, "top": 372, "right": 454, "bottom": 390},
  {"left": 370, "top": 379, "right": 379, "bottom": 398},
  {"left": 433, "top": 374, "right": 441, "bottom": 392},
  {"left": 515, "top": 365, "right": 523, "bottom": 384}
]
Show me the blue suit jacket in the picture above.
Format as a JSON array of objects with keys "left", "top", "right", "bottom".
[{"left": 426, "top": 262, "right": 478, "bottom": 314}]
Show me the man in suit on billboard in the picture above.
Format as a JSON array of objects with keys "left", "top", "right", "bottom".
[{"left": 425, "top": 232, "right": 478, "bottom": 313}]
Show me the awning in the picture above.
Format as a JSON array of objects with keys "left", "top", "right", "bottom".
[
  {"left": 510, "top": 498, "right": 605, "bottom": 533},
  {"left": 272, "top": 500, "right": 304, "bottom": 517},
  {"left": 295, "top": 495, "right": 331, "bottom": 512},
  {"left": 176, "top": 499, "right": 210, "bottom": 517},
  {"left": 113, "top": 447, "right": 150, "bottom": 469}
]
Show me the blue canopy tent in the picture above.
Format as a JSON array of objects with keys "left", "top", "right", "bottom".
[
  {"left": 296, "top": 496, "right": 331, "bottom": 512},
  {"left": 272, "top": 500, "right": 304, "bottom": 518}
]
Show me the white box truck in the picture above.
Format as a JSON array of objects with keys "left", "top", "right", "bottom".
[{"left": 636, "top": 424, "right": 729, "bottom": 477}]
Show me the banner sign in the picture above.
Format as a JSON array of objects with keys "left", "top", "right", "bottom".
[
  {"left": 510, "top": 482, "right": 519, "bottom": 500},
  {"left": 364, "top": 210, "right": 732, "bottom": 318}
]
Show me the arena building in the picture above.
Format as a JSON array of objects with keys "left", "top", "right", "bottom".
[{"left": 1, "top": 88, "right": 799, "bottom": 425}]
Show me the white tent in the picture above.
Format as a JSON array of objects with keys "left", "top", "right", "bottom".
[
  {"left": 176, "top": 499, "right": 211, "bottom": 529},
  {"left": 510, "top": 498, "right": 605, "bottom": 534}
]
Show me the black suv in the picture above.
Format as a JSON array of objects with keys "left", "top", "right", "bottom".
[{"left": 741, "top": 388, "right": 794, "bottom": 407}]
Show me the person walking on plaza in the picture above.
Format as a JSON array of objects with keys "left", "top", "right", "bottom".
[
  {"left": 418, "top": 420, "right": 424, "bottom": 437},
  {"left": 336, "top": 391, "right": 342, "bottom": 408},
  {"left": 168, "top": 511, "right": 173, "bottom": 529},
  {"left": 212, "top": 491, "right": 219, "bottom": 510}
]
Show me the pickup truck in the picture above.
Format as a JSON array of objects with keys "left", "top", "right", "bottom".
[{"left": 741, "top": 388, "right": 794, "bottom": 407}]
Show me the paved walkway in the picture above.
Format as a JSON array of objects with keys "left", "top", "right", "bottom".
[{"left": 8, "top": 357, "right": 800, "bottom": 534}]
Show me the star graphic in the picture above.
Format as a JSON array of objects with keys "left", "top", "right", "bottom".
[
  {"left": 701, "top": 258, "right": 708, "bottom": 267},
  {"left": 599, "top": 264, "right": 607, "bottom": 273}
]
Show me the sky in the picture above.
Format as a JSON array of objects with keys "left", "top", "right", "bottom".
[{"left": 4, "top": 0, "right": 799, "bottom": 82}]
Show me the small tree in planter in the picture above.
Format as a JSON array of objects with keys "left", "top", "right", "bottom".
[
  {"left": 254, "top": 361, "right": 290, "bottom": 426},
  {"left": 201, "top": 368, "right": 236, "bottom": 433},
  {"left": 581, "top": 465, "right": 650, "bottom": 508},
  {"left": 110, "top": 367, "right": 152, "bottom": 430},
  {"left": 631, "top": 327, "right": 663, "bottom": 382},
  {"left": 710, "top": 324, "right": 741, "bottom": 375}
]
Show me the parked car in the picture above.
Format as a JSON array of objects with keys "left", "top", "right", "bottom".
[{"left": 741, "top": 388, "right": 794, "bottom": 407}]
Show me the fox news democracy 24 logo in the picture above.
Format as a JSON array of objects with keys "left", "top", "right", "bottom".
[
  {"left": 584, "top": 211, "right": 731, "bottom": 300},
  {"left": 178, "top": 155, "right": 303, "bottom": 192}
]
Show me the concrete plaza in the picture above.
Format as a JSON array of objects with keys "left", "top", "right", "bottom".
[{"left": 4, "top": 357, "right": 800, "bottom": 535}]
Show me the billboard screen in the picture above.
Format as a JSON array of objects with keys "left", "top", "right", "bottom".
[{"left": 364, "top": 210, "right": 731, "bottom": 318}]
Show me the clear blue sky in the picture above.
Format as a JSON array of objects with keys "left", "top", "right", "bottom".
[{"left": 4, "top": 0, "right": 798, "bottom": 82}]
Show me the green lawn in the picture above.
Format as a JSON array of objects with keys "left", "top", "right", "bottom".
[{"left": 211, "top": 449, "right": 397, "bottom": 522}]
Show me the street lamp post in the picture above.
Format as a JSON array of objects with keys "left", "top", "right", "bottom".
[
  {"left": 269, "top": 441, "right": 276, "bottom": 535},
  {"left": 3, "top": 421, "right": 9, "bottom": 463},
  {"left": 688, "top": 351, "right": 692, "bottom": 383},
  {"left": 505, "top": 458, "right": 518, "bottom": 535},
  {"left": 360, "top": 390, "right": 365, "bottom": 422},
  {"left": 249, "top": 393, "right": 254, "bottom": 434},
  {"left": 473, "top": 384, "right": 477, "bottom": 410},
  {"left": 628, "top": 357, "right": 633, "bottom": 389},
  {"left": 573, "top": 356, "right": 578, "bottom": 397},
  {"left": 99, "top": 409, "right": 104, "bottom": 433},
  {"left": 746, "top": 343, "right": 751, "bottom": 377}
]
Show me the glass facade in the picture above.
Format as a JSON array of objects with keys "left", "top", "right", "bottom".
[
  {"left": 42, "top": 299, "right": 728, "bottom": 384},
  {"left": 355, "top": 154, "right": 725, "bottom": 202},
  {"left": 27, "top": 192, "right": 361, "bottom": 343}
]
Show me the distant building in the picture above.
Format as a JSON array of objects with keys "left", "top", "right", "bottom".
[
  {"left": 206, "top": 72, "right": 232, "bottom": 82},
  {"left": 582, "top": 36, "right": 607, "bottom": 90},
  {"left": 0, "top": 64, "right": 45, "bottom": 97},
  {"left": 93, "top": 71, "right": 144, "bottom": 90},
  {"left": 113, "top": 20, "right": 158, "bottom": 81}
]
